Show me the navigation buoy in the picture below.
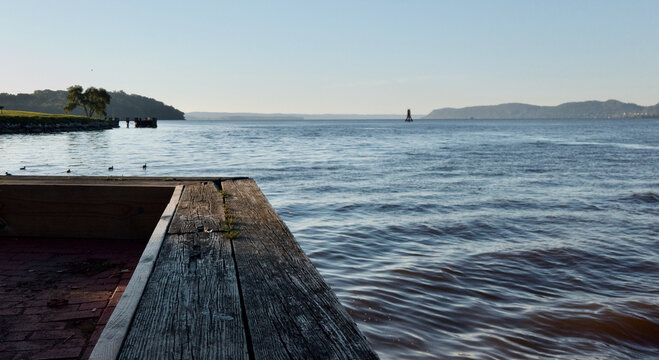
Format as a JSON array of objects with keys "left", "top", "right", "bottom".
[{"left": 405, "top": 109, "right": 413, "bottom": 122}]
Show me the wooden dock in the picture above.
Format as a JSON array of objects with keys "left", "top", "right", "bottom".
[
  {"left": 0, "top": 177, "right": 378, "bottom": 360},
  {"left": 133, "top": 117, "right": 157, "bottom": 128}
]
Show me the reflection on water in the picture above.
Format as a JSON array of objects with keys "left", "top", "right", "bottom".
[{"left": 1, "top": 119, "right": 658, "bottom": 359}]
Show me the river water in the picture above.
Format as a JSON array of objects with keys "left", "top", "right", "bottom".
[{"left": 1, "top": 119, "right": 658, "bottom": 359}]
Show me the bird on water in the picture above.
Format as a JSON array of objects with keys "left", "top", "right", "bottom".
[
  {"left": 5, "top": 172, "right": 11, "bottom": 176},
  {"left": 66, "top": 169, "right": 71, "bottom": 173},
  {"left": 142, "top": 163, "right": 147, "bottom": 169},
  {"left": 108, "top": 166, "right": 114, "bottom": 171},
  {"left": 20, "top": 166, "right": 26, "bottom": 170}
]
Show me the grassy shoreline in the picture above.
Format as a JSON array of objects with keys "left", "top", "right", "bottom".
[
  {"left": 0, "top": 110, "right": 118, "bottom": 134},
  {"left": 0, "top": 110, "right": 99, "bottom": 123}
]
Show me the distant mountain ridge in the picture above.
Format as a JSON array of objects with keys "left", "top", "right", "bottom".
[
  {"left": 186, "top": 112, "right": 405, "bottom": 120},
  {"left": 425, "top": 100, "right": 659, "bottom": 119},
  {"left": 0, "top": 90, "right": 185, "bottom": 119}
]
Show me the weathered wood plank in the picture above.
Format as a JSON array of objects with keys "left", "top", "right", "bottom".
[
  {"left": 222, "top": 179, "right": 379, "bottom": 360},
  {"left": 168, "top": 181, "right": 225, "bottom": 234},
  {"left": 91, "top": 185, "right": 183, "bottom": 360},
  {"left": 119, "top": 184, "right": 247, "bottom": 360}
]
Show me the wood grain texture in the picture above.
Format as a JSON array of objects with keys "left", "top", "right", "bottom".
[
  {"left": 91, "top": 185, "right": 183, "bottom": 360},
  {"left": 222, "top": 179, "right": 379, "bottom": 360},
  {"left": 168, "top": 181, "right": 225, "bottom": 234},
  {"left": 119, "top": 185, "right": 248, "bottom": 360}
]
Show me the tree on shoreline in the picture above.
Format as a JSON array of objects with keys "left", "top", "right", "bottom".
[{"left": 64, "top": 85, "right": 111, "bottom": 118}]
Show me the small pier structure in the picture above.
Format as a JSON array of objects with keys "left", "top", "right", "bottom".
[
  {"left": 134, "top": 117, "right": 157, "bottom": 128},
  {"left": 0, "top": 176, "right": 378, "bottom": 360}
]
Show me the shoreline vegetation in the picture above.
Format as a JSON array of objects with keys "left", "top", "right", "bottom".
[
  {"left": 0, "top": 110, "right": 118, "bottom": 134},
  {"left": 0, "top": 89, "right": 184, "bottom": 120}
]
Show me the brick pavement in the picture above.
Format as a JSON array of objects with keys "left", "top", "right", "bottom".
[{"left": 0, "top": 237, "right": 145, "bottom": 360}]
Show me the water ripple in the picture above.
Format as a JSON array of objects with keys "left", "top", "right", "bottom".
[{"left": 1, "top": 119, "right": 658, "bottom": 359}]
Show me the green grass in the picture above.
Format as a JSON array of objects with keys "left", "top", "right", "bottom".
[
  {"left": 221, "top": 200, "right": 240, "bottom": 240},
  {"left": 0, "top": 109, "right": 111, "bottom": 124},
  {"left": 1, "top": 110, "right": 85, "bottom": 118}
]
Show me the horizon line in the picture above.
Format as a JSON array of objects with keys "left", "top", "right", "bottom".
[{"left": 184, "top": 98, "right": 659, "bottom": 115}]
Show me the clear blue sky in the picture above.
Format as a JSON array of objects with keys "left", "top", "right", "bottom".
[{"left": 2, "top": 0, "right": 658, "bottom": 114}]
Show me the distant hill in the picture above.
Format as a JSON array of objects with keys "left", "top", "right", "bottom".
[
  {"left": 0, "top": 90, "right": 185, "bottom": 120},
  {"left": 425, "top": 100, "right": 659, "bottom": 119},
  {"left": 186, "top": 112, "right": 406, "bottom": 120},
  {"left": 645, "top": 103, "right": 659, "bottom": 116},
  {"left": 186, "top": 112, "right": 304, "bottom": 120}
]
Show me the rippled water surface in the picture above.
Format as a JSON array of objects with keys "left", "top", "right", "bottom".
[{"left": 2, "top": 119, "right": 658, "bottom": 359}]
